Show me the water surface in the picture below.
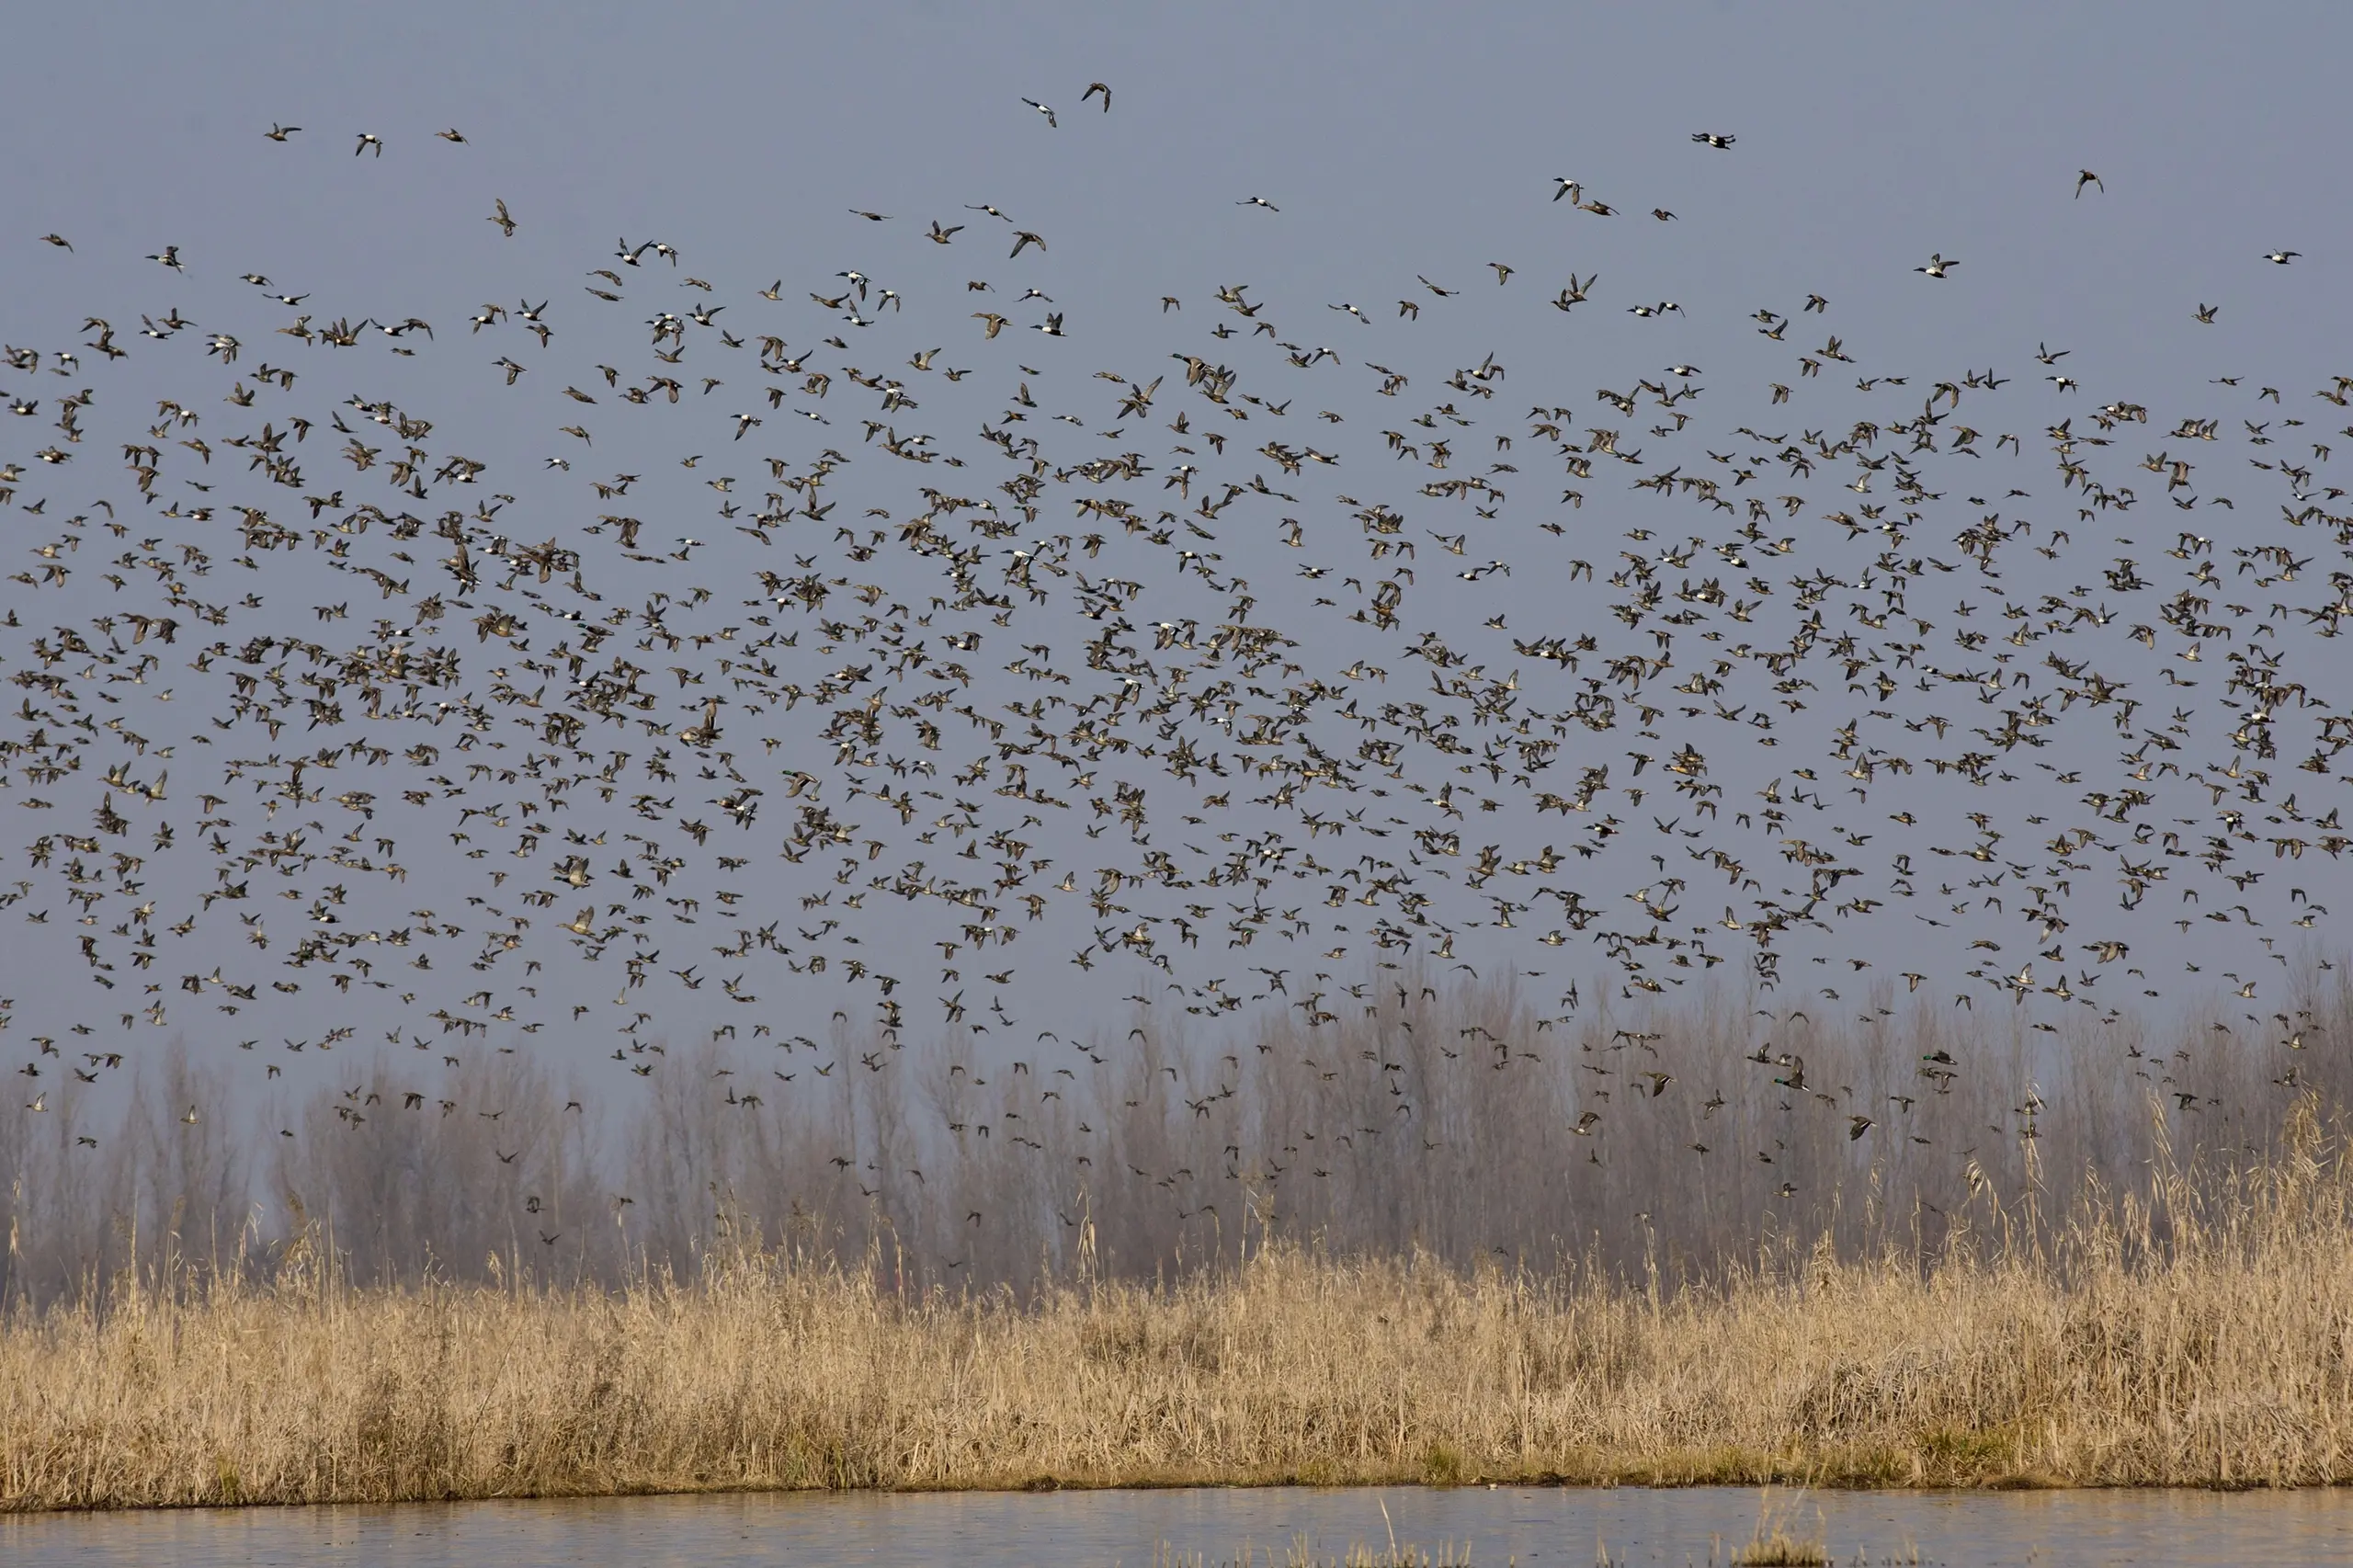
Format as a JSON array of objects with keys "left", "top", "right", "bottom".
[{"left": 6, "top": 1484, "right": 2347, "bottom": 1566}]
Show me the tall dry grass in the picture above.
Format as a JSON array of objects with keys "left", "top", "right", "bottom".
[
  {"left": 7, "top": 974, "right": 2351, "bottom": 1508},
  {"left": 5, "top": 1096, "right": 2353, "bottom": 1509}
]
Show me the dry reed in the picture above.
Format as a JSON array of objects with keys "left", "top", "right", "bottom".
[{"left": 6, "top": 1097, "right": 2353, "bottom": 1510}]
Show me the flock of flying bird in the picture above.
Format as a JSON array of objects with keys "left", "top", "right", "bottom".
[{"left": 5, "top": 99, "right": 2350, "bottom": 1219}]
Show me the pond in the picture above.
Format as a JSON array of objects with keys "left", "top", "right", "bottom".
[{"left": 6, "top": 1483, "right": 2347, "bottom": 1565}]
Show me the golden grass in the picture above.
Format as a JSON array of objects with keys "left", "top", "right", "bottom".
[
  {"left": 1733, "top": 1488, "right": 1829, "bottom": 1564},
  {"left": 7, "top": 1123, "right": 2353, "bottom": 1513},
  {"left": 1154, "top": 1542, "right": 1472, "bottom": 1568}
]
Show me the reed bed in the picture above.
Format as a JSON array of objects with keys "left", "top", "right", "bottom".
[{"left": 6, "top": 1104, "right": 2353, "bottom": 1510}]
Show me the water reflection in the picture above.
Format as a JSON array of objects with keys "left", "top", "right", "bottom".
[{"left": 6, "top": 1484, "right": 2348, "bottom": 1566}]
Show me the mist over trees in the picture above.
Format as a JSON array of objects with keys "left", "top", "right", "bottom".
[{"left": 8, "top": 971, "right": 2343, "bottom": 1306}]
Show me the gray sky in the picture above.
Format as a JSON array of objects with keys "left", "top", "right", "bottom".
[{"left": 4, "top": 0, "right": 2352, "bottom": 1091}]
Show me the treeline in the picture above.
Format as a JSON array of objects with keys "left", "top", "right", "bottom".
[{"left": 4, "top": 969, "right": 2346, "bottom": 1303}]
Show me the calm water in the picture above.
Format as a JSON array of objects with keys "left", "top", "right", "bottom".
[{"left": 5, "top": 1485, "right": 2348, "bottom": 1566}]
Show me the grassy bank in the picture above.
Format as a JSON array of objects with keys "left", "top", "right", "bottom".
[{"left": 6, "top": 1119, "right": 2353, "bottom": 1510}]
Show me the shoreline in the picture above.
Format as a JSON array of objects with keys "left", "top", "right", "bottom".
[{"left": 0, "top": 1471, "right": 2324, "bottom": 1520}]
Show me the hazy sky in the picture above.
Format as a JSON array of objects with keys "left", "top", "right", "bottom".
[{"left": 5, "top": 1, "right": 2352, "bottom": 1080}]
